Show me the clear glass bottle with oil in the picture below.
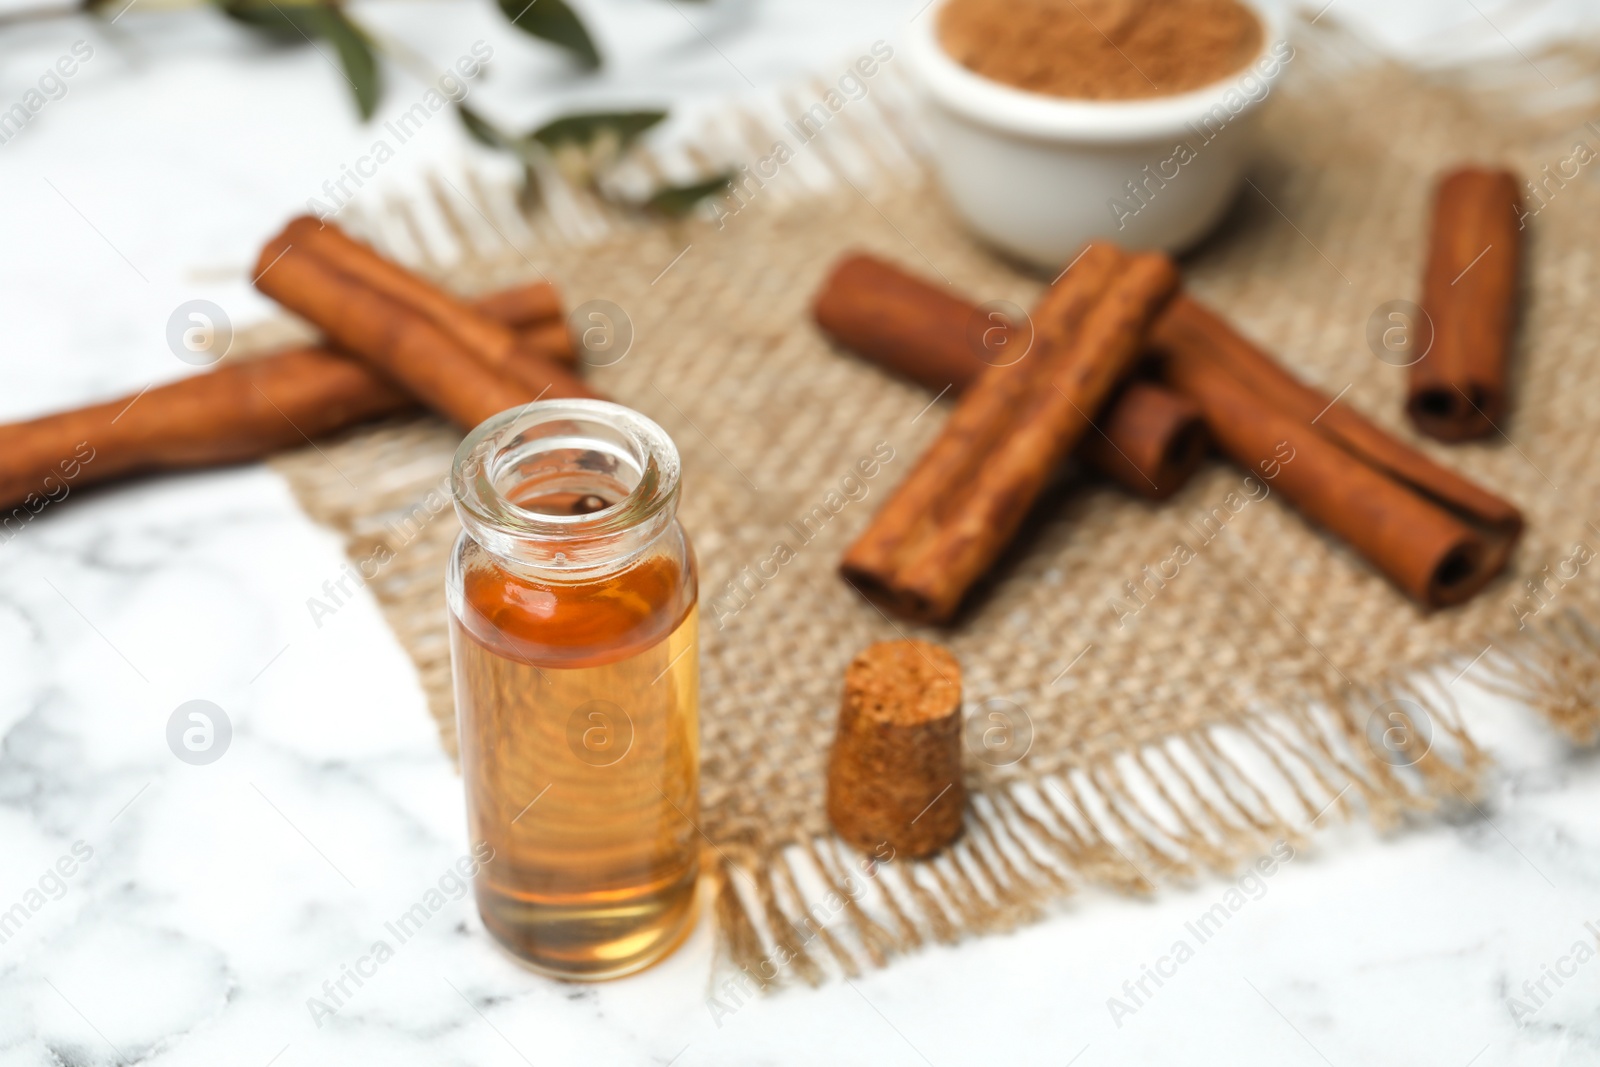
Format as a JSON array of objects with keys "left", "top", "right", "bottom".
[{"left": 447, "top": 400, "right": 698, "bottom": 980}]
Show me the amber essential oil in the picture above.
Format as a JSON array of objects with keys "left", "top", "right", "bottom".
[{"left": 448, "top": 401, "right": 699, "bottom": 979}]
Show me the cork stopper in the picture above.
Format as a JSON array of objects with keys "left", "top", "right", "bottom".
[{"left": 826, "top": 640, "right": 965, "bottom": 858}]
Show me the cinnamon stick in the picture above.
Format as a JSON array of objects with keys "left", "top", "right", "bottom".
[
  {"left": 842, "top": 243, "right": 1180, "bottom": 622},
  {"left": 1152, "top": 294, "right": 1522, "bottom": 606},
  {"left": 470, "top": 282, "right": 576, "bottom": 367},
  {"left": 814, "top": 252, "right": 1011, "bottom": 391},
  {"left": 1084, "top": 381, "right": 1207, "bottom": 499},
  {"left": 0, "top": 348, "right": 408, "bottom": 518},
  {"left": 281, "top": 216, "right": 571, "bottom": 373},
  {"left": 255, "top": 228, "right": 595, "bottom": 428},
  {"left": 1408, "top": 167, "right": 1523, "bottom": 441},
  {"left": 516, "top": 316, "right": 577, "bottom": 367},
  {"left": 813, "top": 252, "right": 1206, "bottom": 499},
  {"left": 469, "top": 279, "right": 564, "bottom": 329},
  {"left": 0, "top": 286, "right": 583, "bottom": 514}
]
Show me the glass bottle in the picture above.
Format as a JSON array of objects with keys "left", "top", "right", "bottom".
[{"left": 447, "top": 400, "right": 699, "bottom": 980}]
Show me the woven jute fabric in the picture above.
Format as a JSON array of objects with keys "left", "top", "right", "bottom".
[{"left": 269, "top": 31, "right": 1600, "bottom": 983}]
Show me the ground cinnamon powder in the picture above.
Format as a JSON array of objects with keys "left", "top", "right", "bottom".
[{"left": 938, "top": 0, "right": 1264, "bottom": 101}]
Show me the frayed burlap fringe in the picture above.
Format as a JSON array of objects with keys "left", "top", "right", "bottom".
[
  {"left": 711, "top": 683, "right": 1490, "bottom": 987},
  {"left": 1478, "top": 611, "right": 1600, "bottom": 745},
  {"left": 266, "top": 17, "right": 1600, "bottom": 987}
]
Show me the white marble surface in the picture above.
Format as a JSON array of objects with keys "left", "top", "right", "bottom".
[{"left": 3, "top": 1, "right": 1600, "bottom": 1064}]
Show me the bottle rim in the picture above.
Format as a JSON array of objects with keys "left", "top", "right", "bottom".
[{"left": 451, "top": 399, "right": 681, "bottom": 570}]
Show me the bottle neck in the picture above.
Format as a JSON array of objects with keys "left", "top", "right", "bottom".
[{"left": 451, "top": 400, "right": 682, "bottom": 581}]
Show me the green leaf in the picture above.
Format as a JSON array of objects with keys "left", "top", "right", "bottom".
[
  {"left": 645, "top": 172, "right": 732, "bottom": 218},
  {"left": 457, "top": 103, "right": 511, "bottom": 150},
  {"left": 216, "top": 0, "right": 381, "bottom": 120},
  {"left": 497, "top": 0, "right": 601, "bottom": 69},
  {"left": 215, "top": 0, "right": 317, "bottom": 41},
  {"left": 455, "top": 105, "right": 548, "bottom": 210},
  {"left": 304, "top": 7, "right": 380, "bottom": 120},
  {"left": 457, "top": 106, "right": 549, "bottom": 172},
  {"left": 531, "top": 110, "right": 666, "bottom": 152}
]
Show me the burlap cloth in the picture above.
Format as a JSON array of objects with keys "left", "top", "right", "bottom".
[{"left": 267, "top": 27, "right": 1600, "bottom": 983}]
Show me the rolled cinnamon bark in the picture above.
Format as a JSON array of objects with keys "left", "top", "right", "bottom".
[
  {"left": 842, "top": 243, "right": 1180, "bottom": 622},
  {"left": 827, "top": 640, "right": 965, "bottom": 858},
  {"left": 0, "top": 348, "right": 408, "bottom": 517},
  {"left": 470, "top": 282, "right": 576, "bottom": 367},
  {"left": 1152, "top": 294, "right": 1521, "bottom": 606},
  {"left": 0, "top": 286, "right": 584, "bottom": 513},
  {"left": 469, "top": 279, "right": 564, "bottom": 329},
  {"left": 1168, "top": 353, "right": 1488, "bottom": 605},
  {"left": 281, "top": 217, "right": 570, "bottom": 374},
  {"left": 814, "top": 252, "right": 1016, "bottom": 389},
  {"left": 516, "top": 316, "right": 577, "bottom": 367},
  {"left": 813, "top": 252, "right": 1206, "bottom": 499},
  {"left": 1155, "top": 296, "right": 1521, "bottom": 534},
  {"left": 1081, "top": 381, "right": 1207, "bottom": 499},
  {"left": 1408, "top": 167, "right": 1523, "bottom": 441},
  {"left": 255, "top": 230, "right": 595, "bottom": 428}
]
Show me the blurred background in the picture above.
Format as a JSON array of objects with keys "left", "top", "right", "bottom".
[{"left": 1, "top": 0, "right": 1596, "bottom": 428}]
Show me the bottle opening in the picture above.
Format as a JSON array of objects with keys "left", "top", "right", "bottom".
[{"left": 452, "top": 400, "right": 681, "bottom": 573}]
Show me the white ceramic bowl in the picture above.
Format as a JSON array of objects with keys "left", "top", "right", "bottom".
[{"left": 906, "top": 0, "right": 1291, "bottom": 268}]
